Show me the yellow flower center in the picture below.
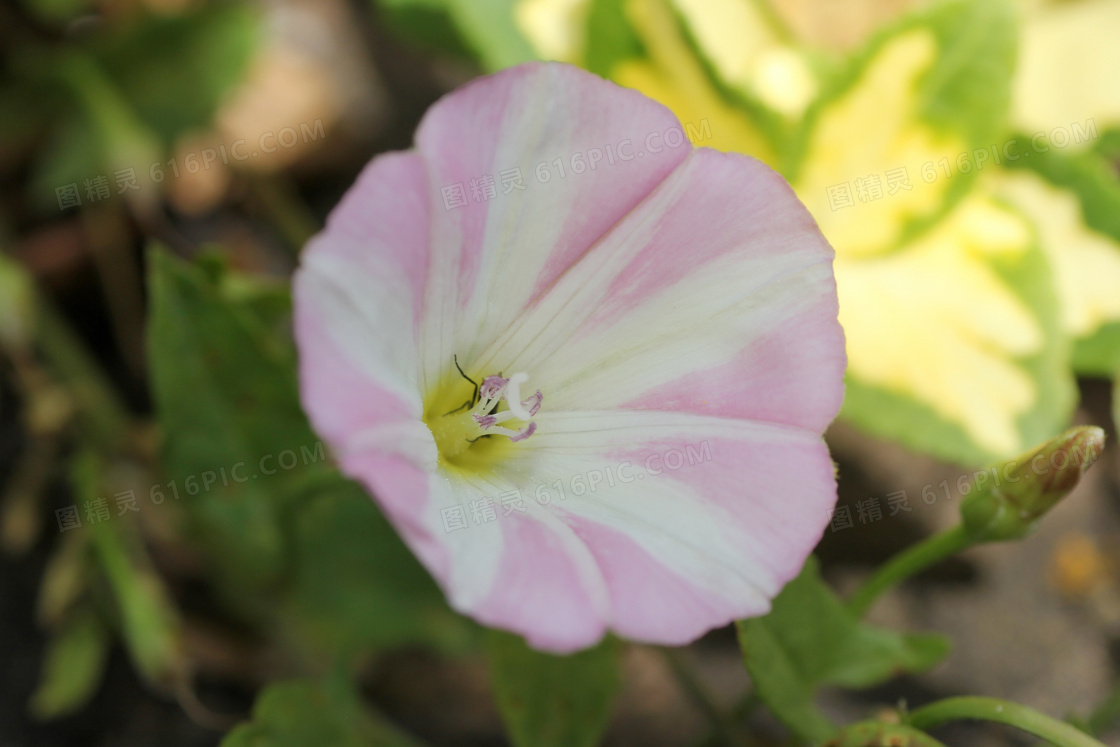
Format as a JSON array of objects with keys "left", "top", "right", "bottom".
[{"left": 422, "top": 361, "right": 542, "bottom": 473}]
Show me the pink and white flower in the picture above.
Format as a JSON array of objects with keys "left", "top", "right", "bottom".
[{"left": 294, "top": 62, "right": 845, "bottom": 653}]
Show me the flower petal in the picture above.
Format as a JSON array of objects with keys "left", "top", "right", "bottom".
[
  {"left": 337, "top": 445, "right": 611, "bottom": 653},
  {"left": 474, "top": 148, "right": 845, "bottom": 432},
  {"left": 333, "top": 408, "right": 835, "bottom": 652},
  {"left": 503, "top": 409, "right": 836, "bottom": 646},
  {"left": 295, "top": 64, "right": 845, "bottom": 652},
  {"left": 294, "top": 151, "right": 434, "bottom": 469},
  {"left": 413, "top": 61, "right": 691, "bottom": 389}
]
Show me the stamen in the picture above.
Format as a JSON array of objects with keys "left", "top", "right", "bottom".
[
  {"left": 484, "top": 417, "right": 536, "bottom": 442},
  {"left": 509, "top": 422, "right": 537, "bottom": 442},
  {"left": 474, "top": 411, "right": 516, "bottom": 429},
  {"left": 480, "top": 375, "right": 508, "bottom": 401},
  {"left": 521, "top": 390, "right": 543, "bottom": 417}
]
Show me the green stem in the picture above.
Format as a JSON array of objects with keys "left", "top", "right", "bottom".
[
  {"left": 846, "top": 525, "right": 972, "bottom": 618},
  {"left": 247, "top": 176, "right": 320, "bottom": 255},
  {"left": 906, "top": 697, "right": 1106, "bottom": 747}
]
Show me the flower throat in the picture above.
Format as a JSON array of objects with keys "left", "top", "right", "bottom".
[{"left": 424, "top": 356, "right": 542, "bottom": 466}]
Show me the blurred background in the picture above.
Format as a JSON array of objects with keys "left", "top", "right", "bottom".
[{"left": 1, "top": 0, "right": 1119, "bottom": 744}]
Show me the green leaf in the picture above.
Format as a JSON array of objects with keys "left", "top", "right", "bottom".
[
  {"left": 91, "top": 4, "right": 259, "bottom": 145},
  {"left": 1004, "top": 130, "right": 1120, "bottom": 244},
  {"left": 28, "top": 52, "right": 161, "bottom": 212},
  {"left": 147, "top": 246, "right": 461, "bottom": 656},
  {"left": 737, "top": 557, "right": 950, "bottom": 743},
  {"left": 781, "top": 0, "right": 1071, "bottom": 466},
  {"left": 992, "top": 164, "right": 1120, "bottom": 376},
  {"left": 1073, "top": 323, "right": 1120, "bottom": 376},
  {"left": 70, "top": 451, "right": 187, "bottom": 688},
  {"left": 487, "top": 630, "right": 622, "bottom": 747},
  {"left": 91, "top": 521, "right": 186, "bottom": 688},
  {"left": 30, "top": 115, "right": 102, "bottom": 210},
  {"left": 281, "top": 482, "right": 468, "bottom": 658},
  {"left": 1114, "top": 377, "right": 1120, "bottom": 437},
  {"left": 836, "top": 195, "right": 1075, "bottom": 466},
  {"left": 996, "top": 135, "right": 1120, "bottom": 375},
  {"left": 374, "top": 0, "right": 474, "bottom": 61},
  {"left": 793, "top": 0, "right": 1018, "bottom": 250},
  {"left": 28, "top": 609, "right": 110, "bottom": 720},
  {"left": 648, "top": 0, "right": 820, "bottom": 147},
  {"left": 1097, "top": 127, "right": 1120, "bottom": 161},
  {"left": 222, "top": 676, "right": 420, "bottom": 747},
  {"left": 377, "top": 0, "right": 535, "bottom": 71},
  {"left": 22, "top": 5, "right": 256, "bottom": 210},
  {"left": 584, "top": 0, "right": 644, "bottom": 77},
  {"left": 589, "top": 0, "right": 779, "bottom": 163},
  {"left": 146, "top": 247, "right": 319, "bottom": 596}
]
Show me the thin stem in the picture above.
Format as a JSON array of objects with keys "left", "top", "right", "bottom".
[
  {"left": 907, "top": 697, "right": 1106, "bottom": 747},
  {"left": 246, "top": 176, "right": 320, "bottom": 255},
  {"left": 846, "top": 525, "right": 972, "bottom": 618}
]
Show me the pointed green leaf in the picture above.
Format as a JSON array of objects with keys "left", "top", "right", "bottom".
[
  {"left": 737, "top": 557, "right": 950, "bottom": 743},
  {"left": 587, "top": 0, "right": 779, "bottom": 163},
  {"left": 1003, "top": 127, "right": 1120, "bottom": 243},
  {"left": 794, "top": 0, "right": 1018, "bottom": 238},
  {"left": 377, "top": 0, "right": 535, "bottom": 71},
  {"left": 28, "top": 609, "right": 110, "bottom": 720},
  {"left": 147, "top": 247, "right": 313, "bottom": 594},
  {"left": 222, "top": 676, "right": 420, "bottom": 747},
  {"left": 282, "top": 482, "right": 468, "bottom": 658},
  {"left": 998, "top": 134, "right": 1120, "bottom": 375},
  {"left": 584, "top": 0, "right": 644, "bottom": 77},
  {"left": 487, "top": 630, "right": 622, "bottom": 747},
  {"left": 837, "top": 195, "right": 1075, "bottom": 465},
  {"left": 781, "top": 0, "right": 1076, "bottom": 466},
  {"left": 147, "top": 247, "right": 460, "bottom": 655},
  {"left": 91, "top": 4, "right": 259, "bottom": 145},
  {"left": 70, "top": 451, "right": 186, "bottom": 688}
]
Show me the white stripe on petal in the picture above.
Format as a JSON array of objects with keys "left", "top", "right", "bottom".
[{"left": 413, "top": 63, "right": 689, "bottom": 389}]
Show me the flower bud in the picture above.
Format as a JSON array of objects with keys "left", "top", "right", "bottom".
[{"left": 960, "top": 427, "right": 1105, "bottom": 542}]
